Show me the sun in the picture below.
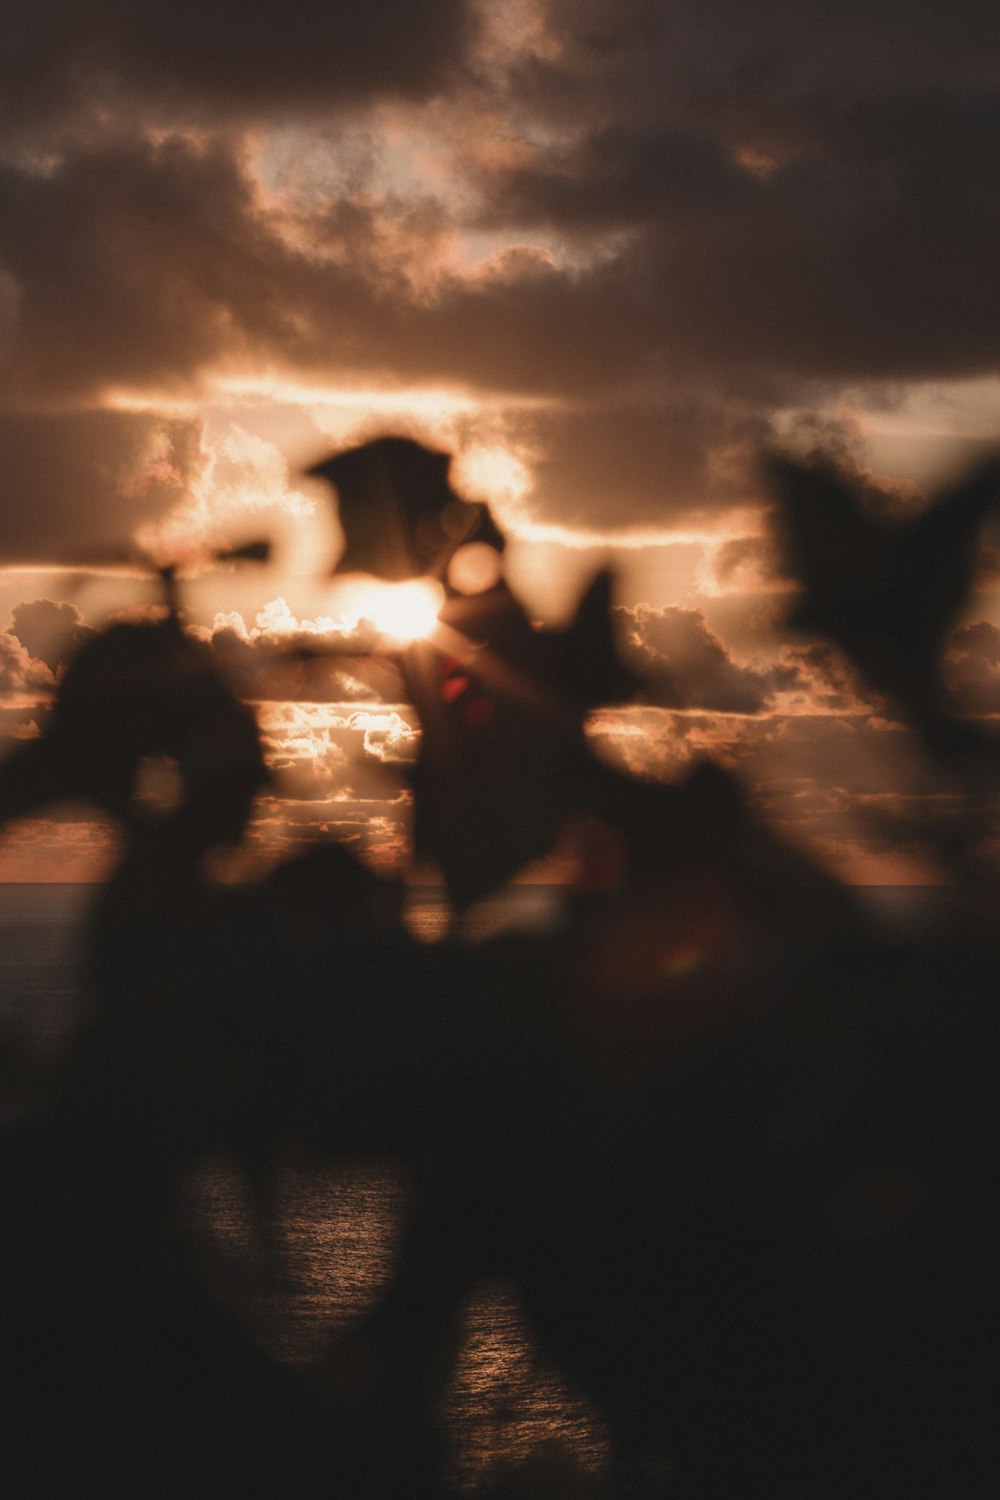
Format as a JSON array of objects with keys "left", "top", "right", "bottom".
[
  {"left": 332, "top": 576, "right": 446, "bottom": 643},
  {"left": 369, "top": 579, "right": 446, "bottom": 642}
]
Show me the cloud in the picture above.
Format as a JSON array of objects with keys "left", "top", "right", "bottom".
[
  {"left": 256, "top": 700, "right": 419, "bottom": 803},
  {"left": 0, "top": 409, "right": 202, "bottom": 561},
  {"left": 0, "top": 0, "right": 477, "bottom": 144},
  {"left": 266, "top": 732, "right": 351, "bottom": 802},
  {"left": 944, "top": 619, "right": 1000, "bottom": 715},
  {"left": 587, "top": 699, "right": 948, "bottom": 882},
  {"left": 209, "top": 624, "right": 379, "bottom": 703},
  {"left": 618, "top": 602, "right": 803, "bottom": 713},
  {"left": 475, "top": 99, "right": 1000, "bottom": 391},
  {"left": 8, "top": 599, "right": 97, "bottom": 671},
  {"left": 704, "top": 535, "right": 789, "bottom": 595},
  {"left": 0, "top": 631, "right": 53, "bottom": 697},
  {"left": 3, "top": 0, "right": 1000, "bottom": 913},
  {"left": 0, "top": 138, "right": 313, "bottom": 405},
  {"left": 0, "top": 134, "right": 490, "bottom": 405},
  {"left": 3, "top": 42, "right": 997, "bottom": 541},
  {"left": 774, "top": 642, "right": 872, "bottom": 715},
  {"left": 246, "top": 794, "right": 411, "bottom": 874},
  {"left": 0, "top": 705, "right": 44, "bottom": 740},
  {"left": 501, "top": 403, "right": 772, "bottom": 533},
  {"left": 259, "top": 703, "right": 418, "bottom": 802},
  {"left": 203, "top": 599, "right": 387, "bottom": 702},
  {"left": 0, "top": 811, "right": 120, "bottom": 882}
]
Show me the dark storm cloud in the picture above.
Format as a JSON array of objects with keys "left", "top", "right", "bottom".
[
  {"left": 0, "top": 134, "right": 644, "bottom": 408},
  {"left": 0, "top": 135, "right": 517, "bottom": 407},
  {"left": 2, "top": 0, "right": 998, "bottom": 547},
  {"left": 0, "top": 137, "right": 310, "bottom": 404},
  {"left": 617, "top": 602, "right": 804, "bottom": 713},
  {"left": 454, "top": 0, "right": 1000, "bottom": 423},
  {"left": 0, "top": 409, "right": 201, "bottom": 561},
  {"left": 474, "top": 95, "right": 1000, "bottom": 385},
  {"left": 0, "top": 129, "right": 783, "bottom": 531},
  {"left": 616, "top": 600, "right": 871, "bottom": 716},
  {"left": 473, "top": 121, "right": 749, "bottom": 233},
  {"left": 516, "top": 0, "right": 1000, "bottom": 139},
  {"left": 0, "top": 97, "right": 982, "bottom": 524},
  {"left": 0, "top": 0, "right": 476, "bottom": 142}
]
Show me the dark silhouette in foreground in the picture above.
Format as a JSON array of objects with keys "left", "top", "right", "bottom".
[
  {"left": 1, "top": 436, "right": 1000, "bottom": 1496},
  {"left": 765, "top": 448, "right": 1000, "bottom": 761},
  {"left": 308, "top": 436, "right": 505, "bottom": 583}
]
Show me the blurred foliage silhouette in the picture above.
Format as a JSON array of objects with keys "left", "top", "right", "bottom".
[
  {"left": 1, "top": 435, "right": 1000, "bottom": 1497},
  {"left": 309, "top": 437, "right": 505, "bottom": 584},
  {"left": 765, "top": 449, "right": 1000, "bottom": 763}
]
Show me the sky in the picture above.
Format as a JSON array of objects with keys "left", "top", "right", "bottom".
[{"left": 2, "top": 0, "right": 1000, "bottom": 882}]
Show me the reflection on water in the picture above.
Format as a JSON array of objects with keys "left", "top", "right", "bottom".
[
  {"left": 3, "top": 884, "right": 610, "bottom": 1487},
  {"left": 184, "top": 1160, "right": 610, "bottom": 1490},
  {"left": 0, "top": 884, "right": 92, "bottom": 1116},
  {"left": 405, "top": 882, "right": 570, "bottom": 945},
  {"left": 183, "top": 1162, "right": 407, "bottom": 1361},
  {"left": 0, "top": 884, "right": 91, "bottom": 1045},
  {"left": 443, "top": 1281, "right": 610, "bottom": 1491}
]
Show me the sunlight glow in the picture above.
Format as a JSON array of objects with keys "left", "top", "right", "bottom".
[{"left": 333, "top": 577, "right": 446, "bottom": 643}]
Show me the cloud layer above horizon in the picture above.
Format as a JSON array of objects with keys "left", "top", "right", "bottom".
[
  {"left": 3, "top": 0, "right": 1000, "bottom": 546},
  {"left": 3, "top": 0, "right": 1000, "bottom": 881}
]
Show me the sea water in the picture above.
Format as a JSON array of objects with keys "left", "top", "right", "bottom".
[
  {"left": 0, "top": 881, "right": 948, "bottom": 1489},
  {"left": 0, "top": 883, "right": 608, "bottom": 1491}
]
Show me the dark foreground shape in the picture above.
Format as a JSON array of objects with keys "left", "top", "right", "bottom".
[{"left": 1, "top": 436, "right": 1000, "bottom": 1496}]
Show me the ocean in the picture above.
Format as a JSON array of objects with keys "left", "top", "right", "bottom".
[
  {"left": 0, "top": 882, "right": 608, "bottom": 1492},
  {"left": 0, "top": 880, "right": 951, "bottom": 1490}
]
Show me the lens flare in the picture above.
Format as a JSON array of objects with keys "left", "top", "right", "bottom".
[{"left": 447, "top": 542, "right": 503, "bottom": 595}]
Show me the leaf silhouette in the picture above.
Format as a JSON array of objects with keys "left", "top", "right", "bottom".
[
  {"left": 0, "top": 616, "right": 267, "bottom": 831},
  {"left": 405, "top": 568, "right": 639, "bottom": 909},
  {"left": 764, "top": 449, "right": 1000, "bottom": 734},
  {"left": 307, "top": 435, "right": 505, "bottom": 583}
]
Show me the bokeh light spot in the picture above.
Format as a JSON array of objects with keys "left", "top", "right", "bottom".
[{"left": 448, "top": 542, "right": 503, "bottom": 595}]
